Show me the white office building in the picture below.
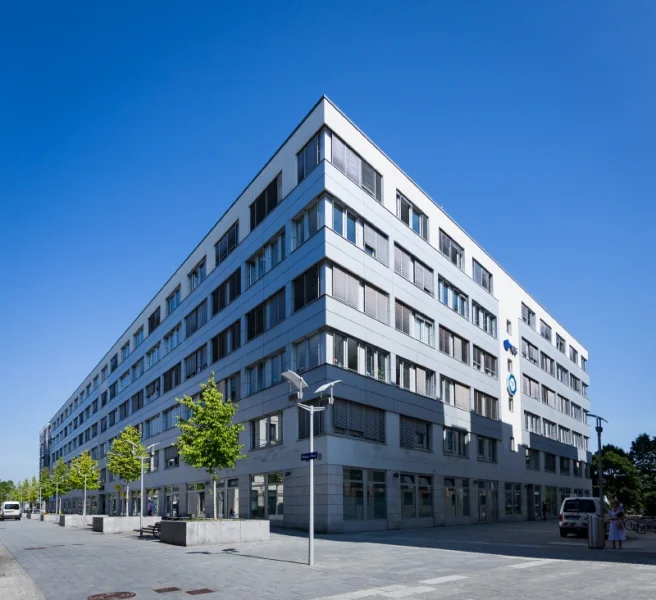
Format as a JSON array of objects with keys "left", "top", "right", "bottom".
[{"left": 44, "top": 97, "right": 592, "bottom": 532}]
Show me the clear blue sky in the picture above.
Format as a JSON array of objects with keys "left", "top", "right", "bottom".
[{"left": 1, "top": 2, "right": 654, "bottom": 483}]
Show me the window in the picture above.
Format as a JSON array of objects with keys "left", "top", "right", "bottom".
[
  {"left": 293, "top": 264, "right": 321, "bottom": 311},
  {"left": 526, "top": 448, "right": 540, "bottom": 470},
  {"left": 297, "top": 132, "right": 321, "bottom": 183},
  {"left": 145, "top": 378, "right": 161, "bottom": 404},
  {"left": 401, "top": 474, "right": 433, "bottom": 519},
  {"left": 292, "top": 201, "right": 320, "bottom": 250},
  {"left": 584, "top": 436, "right": 590, "bottom": 451},
  {"left": 110, "top": 354, "right": 118, "bottom": 373},
  {"left": 540, "top": 351, "right": 555, "bottom": 376},
  {"left": 333, "top": 332, "right": 390, "bottom": 383},
  {"left": 395, "top": 300, "right": 434, "bottom": 345},
  {"left": 121, "top": 342, "right": 130, "bottom": 362},
  {"left": 211, "top": 319, "right": 241, "bottom": 363},
  {"left": 544, "top": 453, "right": 557, "bottom": 473},
  {"left": 343, "top": 468, "right": 386, "bottom": 521},
  {"left": 541, "top": 385, "right": 555, "bottom": 408},
  {"left": 570, "top": 374, "right": 581, "bottom": 394},
  {"left": 441, "top": 376, "right": 470, "bottom": 410},
  {"left": 246, "top": 288, "right": 285, "bottom": 340},
  {"left": 543, "top": 419, "right": 557, "bottom": 440},
  {"left": 246, "top": 349, "right": 286, "bottom": 395},
  {"left": 395, "top": 357, "right": 436, "bottom": 397},
  {"left": 393, "top": 244, "right": 433, "bottom": 294},
  {"left": 163, "top": 364, "right": 181, "bottom": 393},
  {"left": 522, "top": 374, "right": 539, "bottom": 399},
  {"left": 557, "top": 364, "right": 569, "bottom": 386},
  {"left": 558, "top": 395, "right": 570, "bottom": 416},
  {"left": 572, "top": 431, "right": 584, "bottom": 450},
  {"left": 250, "top": 413, "right": 282, "bottom": 449},
  {"left": 444, "top": 478, "right": 470, "bottom": 518},
  {"left": 521, "top": 303, "right": 536, "bottom": 329},
  {"left": 101, "top": 391, "right": 108, "bottom": 407},
  {"left": 164, "top": 446, "right": 179, "bottom": 469},
  {"left": 398, "top": 192, "right": 428, "bottom": 240},
  {"left": 142, "top": 414, "right": 160, "bottom": 439},
  {"left": 217, "top": 372, "right": 240, "bottom": 402},
  {"left": 560, "top": 457, "right": 571, "bottom": 475},
  {"left": 506, "top": 320, "right": 512, "bottom": 335},
  {"left": 473, "top": 390, "right": 498, "bottom": 420},
  {"left": 439, "top": 230, "right": 463, "bottom": 269},
  {"left": 559, "top": 426, "right": 572, "bottom": 445},
  {"left": 439, "top": 326, "right": 469, "bottom": 364},
  {"left": 92, "top": 399, "right": 98, "bottom": 414},
  {"left": 570, "top": 346, "right": 579, "bottom": 365},
  {"left": 571, "top": 403, "right": 583, "bottom": 421},
  {"left": 108, "top": 410, "right": 116, "bottom": 427},
  {"left": 473, "top": 346, "right": 497, "bottom": 378},
  {"left": 118, "top": 371, "right": 130, "bottom": 392},
  {"left": 399, "top": 416, "right": 431, "bottom": 450},
  {"left": 363, "top": 221, "right": 388, "bottom": 266},
  {"left": 524, "top": 411, "right": 541, "bottom": 433},
  {"left": 93, "top": 376, "right": 99, "bottom": 390},
  {"left": 131, "top": 359, "right": 144, "bottom": 383},
  {"left": 508, "top": 395, "right": 514, "bottom": 411},
  {"left": 131, "top": 391, "right": 144, "bottom": 414},
  {"left": 573, "top": 460, "right": 581, "bottom": 477},
  {"left": 211, "top": 267, "right": 241, "bottom": 315},
  {"left": 581, "top": 356, "right": 587, "bottom": 372},
  {"left": 166, "top": 287, "right": 181, "bottom": 316},
  {"left": 184, "top": 345, "right": 208, "bottom": 379},
  {"left": 444, "top": 427, "right": 468, "bottom": 457},
  {"left": 162, "top": 404, "right": 187, "bottom": 431},
  {"left": 477, "top": 436, "right": 497, "bottom": 462},
  {"left": 510, "top": 435, "right": 516, "bottom": 451},
  {"left": 331, "top": 264, "right": 360, "bottom": 310},
  {"left": 298, "top": 400, "right": 325, "bottom": 439},
  {"left": 521, "top": 338, "right": 539, "bottom": 364},
  {"left": 331, "top": 134, "right": 383, "bottom": 201},
  {"left": 249, "top": 173, "right": 281, "bottom": 231},
  {"left": 540, "top": 320, "right": 552, "bottom": 342},
  {"left": 247, "top": 230, "right": 285, "bottom": 287},
  {"left": 473, "top": 260, "right": 493, "bottom": 294},
  {"left": 185, "top": 300, "right": 208, "bottom": 338},
  {"left": 148, "top": 306, "right": 161, "bottom": 334},
  {"left": 101, "top": 366, "right": 108, "bottom": 381},
  {"left": 293, "top": 333, "right": 323, "bottom": 373},
  {"left": 119, "top": 400, "right": 129, "bottom": 421},
  {"left": 438, "top": 277, "right": 468, "bottom": 319},
  {"left": 472, "top": 302, "right": 497, "bottom": 337},
  {"left": 109, "top": 382, "right": 118, "bottom": 400},
  {"left": 582, "top": 382, "right": 588, "bottom": 398},
  {"left": 334, "top": 399, "right": 385, "bottom": 443},
  {"left": 556, "top": 334, "right": 566, "bottom": 353},
  {"left": 504, "top": 483, "right": 522, "bottom": 515},
  {"left": 214, "top": 221, "right": 239, "bottom": 266},
  {"left": 145, "top": 343, "right": 161, "bottom": 370}
]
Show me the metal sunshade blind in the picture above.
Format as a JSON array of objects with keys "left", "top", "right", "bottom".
[
  {"left": 333, "top": 399, "right": 348, "bottom": 430},
  {"left": 332, "top": 134, "right": 347, "bottom": 174},
  {"left": 348, "top": 401, "right": 364, "bottom": 434},
  {"left": 363, "top": 406, "right": 382, "bottom": 442},
  {"left": 416, "top": 367, "right": 427, "bottom": 396},
  {"left": 333, "top": 265, "right": 359, "bottom": 310},
  {"left": 400, "top": 416, "right": 416, "bottom": 448},
  {"left": 455, "top": 382, "right": 470, "bottom": 411},
  {"left": 394, "top": 245, "right": 411, "bottom": 279}
]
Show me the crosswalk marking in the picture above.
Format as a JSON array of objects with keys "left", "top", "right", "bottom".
[
  {"left": 419, "top": 575, "right": 469, "bottom": 585},
  {"left": 507, "top": 559, "right": 556, "bottom": 569}
]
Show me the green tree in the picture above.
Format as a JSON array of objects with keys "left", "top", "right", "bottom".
[
  {"left": 28, "top": 476, "right": 39, "bottom": 507},
  {"left": 68, "top": 451, "right": 101, "bottom": 516},
  {"left": 176, "top": 374, "right": 246, "bottom": 519},
  {"left": 107, "top": 426, "right": 144, "bottom": 515},
  {"left": 38, "top": 468, "right": 54, "bottom": 511},
  {"left": 0, "top": 480, "right": 15, "bottom": 503},
  {"left": 52, "top": 457, "right": 71, "bottom": 514},
  {"left": 591, "top": 444, "right": 643, "bottom": 512}
]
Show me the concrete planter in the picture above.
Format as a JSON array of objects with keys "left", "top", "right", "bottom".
[
  {"left": 59, "top": 515, "right": 105, "bottom": 527},
  {"left": 92, "top": 516, "right": 161, "bottom": 533},
  {"left": 41, "top": 514, "right": 60, "bottom": 523},
  {"left": 159, "top": 519, "right": 270, "bottom": 547}
]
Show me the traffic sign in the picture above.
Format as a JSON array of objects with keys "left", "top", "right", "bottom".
[{"left": 301, "top": 451, "right": 318, "bottom": 461}]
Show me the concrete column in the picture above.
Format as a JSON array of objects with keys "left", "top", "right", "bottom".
[
  {"left": 433, "top": 472, "right": 445, "bottom": 527},
  {"left": 386, "top": 470, "right": 401, "bottom": 530}
]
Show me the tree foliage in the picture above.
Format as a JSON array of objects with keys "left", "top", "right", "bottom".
[
  {"left": 176, "top": 374, "right": 246, "bottom": 477},
  {"left": 591, "top": 444, "right": 643, "bottom": 512},
  {"left": 39, "top": 468, "right": 54, "bottom": 500},
  {"left": 0, "top": 480, "right": 15, "bottom": 503},
  {"left": 107, "top": 426, "right": 144, "bottom": 485},
  {"left": 68, "top": 451, "right": 101, "bottom": 491},
  {"left": 52, "top": 457, "right": 71, "bottom": 495},
  {"left": 28, "top": 476, "right": 39, "bottom": 504}
]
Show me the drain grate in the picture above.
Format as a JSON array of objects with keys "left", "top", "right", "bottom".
[
  {"left": 25, "top": 547, "right": 46, "bottom": 551},
  {"left": 154, "top": 587, "right": 182, "bottom": 594},
  {"left": 88, "top": 593, "right": 136, "bottom": 600},
  {"left": 186, "top": 590, "right": 215, "bottom": 596}
]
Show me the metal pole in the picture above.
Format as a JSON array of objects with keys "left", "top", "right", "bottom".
[
  {"left": 596, "top": 418, "right": 604, "bottom": 524},
  {"left": 83, "top": 476, "right": 87, "bottom": 517},
  {"left": 309, "top": 405, "right": 314, "bottom": 567},
  {"left": 56, "top": 482, "right": 59, "bottom": 515},
  {"left": 140, "top": 456, "right": 144, "bottom": 536}
]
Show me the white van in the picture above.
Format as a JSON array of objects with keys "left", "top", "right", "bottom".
[
  {"left": 559, "top": 496, "right": 609, "bottom": 537},
  {"left": 0, "top": 501, "right": 22, "bottom": 521}
]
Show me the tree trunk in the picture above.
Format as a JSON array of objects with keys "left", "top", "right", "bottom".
[
  {"left": 213, "top": 477, "right": 217, "bottom": 520},
  {"left": 126, "top": 483, "right": 130, "bottom": 516}
]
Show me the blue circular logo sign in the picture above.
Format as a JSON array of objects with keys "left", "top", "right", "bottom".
[{"left": 507, "top": 374, "right": 517, "bottom": 396}]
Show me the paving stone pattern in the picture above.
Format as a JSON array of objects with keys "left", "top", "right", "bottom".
[{"left": 2, "top": 520, "right": 656, "bottom": 600}]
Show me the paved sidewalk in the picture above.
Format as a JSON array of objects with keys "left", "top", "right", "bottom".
[
  {"left": 2, "top": 519, "right": 656, "bottom": 600},
  {"left": 0, "top": 542, "right": 45, "bottom": 600}
]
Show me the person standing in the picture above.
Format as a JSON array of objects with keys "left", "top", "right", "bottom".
[
  {"left": 542, "top": 502, "right": 548, "bottom": 521},
  {"left": 147, "top": 498, "right": 153, "bottom": 517},
  {"left": 608, "top": 499, "right": 626, "bottom": 549}
]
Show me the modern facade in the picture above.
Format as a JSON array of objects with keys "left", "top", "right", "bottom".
[{"left": 43, "top": 97, "right": 592, "bottom": 531}]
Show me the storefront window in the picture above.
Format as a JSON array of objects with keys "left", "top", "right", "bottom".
[
  {"left": 444, "top": 477, "right": 470, "bottom": 518},
  {"left": 343, "top": 468, "right": 385, "bottom": 521}
]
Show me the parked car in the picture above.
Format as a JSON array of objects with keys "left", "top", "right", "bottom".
[
  {"left": 0, "top": 501, "right": 22, "bottom": 521},
  {"left": 559, "top": 496, "right": 609, "bottom": 537}
]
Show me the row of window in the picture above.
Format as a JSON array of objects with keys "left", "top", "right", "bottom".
[
  {"left": 521, "top": 374, "right": 587, "bottom": 423},
  {"left": 523, "top": 410, "right": 590, "bottom": 449},
  {"left": 521, "top": 339, "right": 588, "bottom": 398}
]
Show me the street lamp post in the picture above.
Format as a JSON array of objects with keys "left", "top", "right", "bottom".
[
  {"left": 587, "top": 413, "right": 608, "bottom": 523},
  {"left": 282, "top": 371, "right": 340, "bottom": 567},
  {"left": 72, "top": 466, "right": 89, "bottom": 517},
  {"left": 126, "top": 440, "right": 159, "bottom": 536}
]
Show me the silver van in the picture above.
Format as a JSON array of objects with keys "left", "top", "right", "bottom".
[
  {"left": 559, "top": 496, "right": 609, "bottom": 537},
  {"left": 1, "top": 501, "right": 22, "bottom": 521}
]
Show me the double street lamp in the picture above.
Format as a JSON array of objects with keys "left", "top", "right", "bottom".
[
  {"left": 126, "top": 440, "right": 159, "bottom": 536},
  {"left": 282, "top": 371, "right": 340, "bottom": 567},
  {"left": 587, "top": 413, "right": 608, "bottom": 522}
]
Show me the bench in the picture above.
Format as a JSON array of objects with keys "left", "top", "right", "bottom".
[{"left": 133, "top": 522, "right": 161, "bottom": 539}]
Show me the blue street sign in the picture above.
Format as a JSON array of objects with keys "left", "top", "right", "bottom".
[{"left": 301, "top": 451, "right": 318, "bottom": 461}]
